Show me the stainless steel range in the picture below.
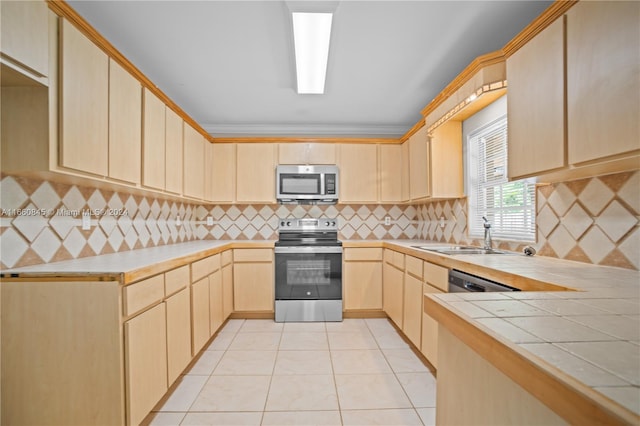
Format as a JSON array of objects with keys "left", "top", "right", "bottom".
[{"left": 274, "top": 218, "right": 343, "bottom": 322}]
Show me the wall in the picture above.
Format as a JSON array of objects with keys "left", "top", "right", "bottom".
[{"left": 0, "top": 171, "right": 637, "bottom": 270}]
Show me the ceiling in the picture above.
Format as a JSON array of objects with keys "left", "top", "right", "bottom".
[{"left": 67, "top": 1, "right": 552, "bottom": 138}]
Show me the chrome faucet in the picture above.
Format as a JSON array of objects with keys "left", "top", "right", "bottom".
[{"left": 482, "top": 216, "right": 493, "bottom": 250}]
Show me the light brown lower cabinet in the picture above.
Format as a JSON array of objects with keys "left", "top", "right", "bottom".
[
  {"left": 124, "top": 303, "right": 168, "bottom": 426},
  {"left": 209, "top": 269, "right": 224, "bottom": 333},
  {"left": 344, "top": 248, "right": 383, "bottom": 311},
  {"left": 383, "top": 249, "right": 405, "bottom": 328},
  {"left": 233, "top": 249, "right": 274, "bottom": 312},
  {"left": 421, "top": 282, "right": 443, "bottom": 368},
  {"left": 166, "top": 287, "right": 192, "bottom": 384},
  {"left": 191, "top": 277, "right": 210, "bottom": 354},
  {"left": 222, "top": 252, "right": 234, "bottom": 319},
  {"left": 420, "top": 261, "right": 449, "bottom": 368},
  {"left": 403, "top": 272, "right": 423, "bottom": 348}
]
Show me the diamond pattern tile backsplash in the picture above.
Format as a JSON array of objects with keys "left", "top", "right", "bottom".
[{"left": 1, "top": 171, "right": 638, "bottom": 270}]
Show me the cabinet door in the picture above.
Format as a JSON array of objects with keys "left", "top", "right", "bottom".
[
  {"left": 166, "top": 287, "right": 191, "bottom": 384},
  {"left": 379, "top": 144, "right": 402, "bottom": 203},
  {"left": 60, "top": 19, "right": 108, "bottom": 176},
  {"left": 507, "top": 18, "right": 565, "bottom": 179},
  {"left": 279, "top": 143, "right": 336, "bottom": 164},
  {"left": 204, "top": 141, "right": 215, "bottom": 202},
  {"left": 124, "top": 303, "right": 167, "bottom": 426},
  {"left": 165, "top": 108, "right": 184, "bottom": 194},
  {"left": 409, "top": 126, "right": 429, "bottom": 200},
  {"left": 237, "top": 144, "right": 276, "bottom": 202},
  {"left": 344, "top": 261, "right": 383, "bottom": 310},
  {"left": 421, "top": 283, "right": 443, "bottom": 369},
  {"left": 211, "top": 143, "right": 236, "bottom": 202},
  {"left": 108, "top": 59, "right": 141, "bottom": 184},
  {"left": 403, "top": 273, "right": 423, "bottom": 348},
  {"left": 222, "top": 263, "right": 234, "bottom": 319},
  {"left": 430, "top": 121, "right": 463, "bottom": 198},
  {"left": 209, "top": 269, "right": 224, "bottom": 334},
  {"left": 0, "top": 0, "right": 49, "bottom": 78},
  {"left": 233, "top": 262, "right": 273, "bottom": 312},
  {"left": 191, "top": 277, "right": 210, "bottom": 354},
  {"left": 401, "top": 141, "right": 410, "bottom": 202},
  {"left": 567, "top": 1, "right": 640, "bottom": 164},
  {"left": 383, "top": 262, "right": 404, "bottom": 328},
  {"left": 339, "top": 144, "right": 378, "bottom": 202},
  {"left": 183, "top": 124, "right": 205, "bottom": 199},
  {"left": 142, "top": 88, "right": 166, "bottom": 190}
]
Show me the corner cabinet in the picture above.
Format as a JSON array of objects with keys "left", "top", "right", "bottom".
[
  {"left": 210, "top": 143, "right": 237, "bottom": 203},
  {"left": 183, "top": 124, "right": 205, "bottom": 200},
  {"left": 379, "top": 144, "right": 404, "bottom": 203}
]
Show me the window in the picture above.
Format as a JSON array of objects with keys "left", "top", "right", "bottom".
[{"left": 467, "top": 115, "right": 535, "bottom": 242}]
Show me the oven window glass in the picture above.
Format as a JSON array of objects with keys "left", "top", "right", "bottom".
[
  {"left": 281, "top": 175, "right": 320, "bottom": 194},
  {"left": 286, "top": 259, "right": 331, "bottom": 285}
]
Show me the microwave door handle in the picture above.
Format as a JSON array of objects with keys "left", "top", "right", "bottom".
[{"left": 320, "top": 173, "right": 325, "bottom": 196}]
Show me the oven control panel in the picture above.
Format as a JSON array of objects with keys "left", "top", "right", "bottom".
[{"left": 278, "top": 218, "right": 338, "bottom": 231}]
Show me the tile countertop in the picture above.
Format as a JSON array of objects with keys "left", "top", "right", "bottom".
[
  {"left": 348, "top": 241, "right": 640, "bottom": 423},
  {"left": 0, "top": 240, "right": 276, "bottom": 284}
]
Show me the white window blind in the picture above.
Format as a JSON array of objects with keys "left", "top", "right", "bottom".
[{"left": 468, "top": 116, "right": 535, "bottom": 242}]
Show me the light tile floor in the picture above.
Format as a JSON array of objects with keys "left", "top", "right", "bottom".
[{"left": 145, "top": 318, "right": 436, "bottom": 425}]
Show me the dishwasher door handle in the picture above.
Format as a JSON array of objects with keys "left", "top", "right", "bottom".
[{"left": 464, "top": 282, "right": 486, "bottom": 292}]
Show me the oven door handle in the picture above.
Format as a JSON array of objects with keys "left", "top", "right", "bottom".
[{"left": 274, "top": 246, "right": 343, "bottom": 254}]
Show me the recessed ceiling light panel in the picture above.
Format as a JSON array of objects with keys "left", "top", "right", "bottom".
[{"left": 292, "top": 12, "right": 333, "bottom": 94}]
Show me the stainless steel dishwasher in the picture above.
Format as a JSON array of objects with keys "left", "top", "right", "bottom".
[{"left": 448, "top": 269, "right": 520, "bottom": 292}]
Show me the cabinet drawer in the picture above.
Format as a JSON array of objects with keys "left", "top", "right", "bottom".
[
  {"left": 221, "top": 250, "right": 233, "bottom": 266},
  {"left": 405, "top": 256, "right": 423, "bottom": 279},
  {"left": 345, "top": 248, "right": 383, "bottom": 261},
  {"left": 192, "top": 255, "right": 220, "bottom": 282},
  {"left": 165, "top": 265, "right": 189, "bottom": 295},
  {"left": 424, "top": 262, "right": 448, "bottom": 292},
  {"left": 124, "top": 274, "right": 165, "bottom": 316},
  {"left": 233, "top": 248, "right": 272, "bottom": 262},
  {"left": 384, "top": 249, "right": 405, "bottom": 269}
]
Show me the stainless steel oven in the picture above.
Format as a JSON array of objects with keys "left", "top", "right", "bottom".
[{"left": 274, "top": 218, "right": 342, "bottom": 322}]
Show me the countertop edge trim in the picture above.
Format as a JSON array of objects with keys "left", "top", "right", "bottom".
[{"left": 424, "top": 294, "right": 639, "bottom": 425}]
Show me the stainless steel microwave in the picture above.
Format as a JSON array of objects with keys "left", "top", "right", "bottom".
[{"left": 276, "top": 165, "right": 339, "bottom": 204}]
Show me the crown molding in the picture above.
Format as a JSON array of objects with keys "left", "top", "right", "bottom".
[{"left": 203, "top": 122, "right": 410, "bottom": 138}]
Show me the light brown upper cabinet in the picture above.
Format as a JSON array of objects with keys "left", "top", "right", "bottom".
[
  {"left": 278, "top": 143, "right": 336, "bottom": 164},
  {"left": 566, "top": 1, "right": 640, "bottom": 164},
  {"left": 379, "top": 144, "right": 403, "bottom": 203},
  {"left": 409, "top": 126, "right": 430, "bottom": 200},
  {"left": 0, "top": 0, "right": 49, "bottom": 82},
  {"left": 401, "top": 141, "right": 410, "bottom": 202},
  {"left": 507, "top": 18, "right": 565, "bottom": 179},
  {"left": 142, "top": 88, "right": 166, "bottom": 190},
  {"left": 108, "top": 59, "right": 141, "bottom": 184},
  {"left": 183, "top": 124, "right": 205, "bottom": 200},
  {"left": 236, "top": 144, "right": 276, "bottom": 203},
  {"left": 507, "top": 1, "right": 639, "bottom": 181},
  {"left": 210, "top": 143, "right": 237, "bottom": 203},
  {"left": 60, "top": 19, "right": 108, "bottom": 177},
  {"left": 204, "top": 141, "right": 215, "bottom": 202},
  {"left": 165, "top": 108, "right": 184, "bottom": 195},
  {"left": 338, "top": 144, "right": 378, "bottom": 203},
  {"left": 430, "top": 121, "right": 463, "bottom": 199}
]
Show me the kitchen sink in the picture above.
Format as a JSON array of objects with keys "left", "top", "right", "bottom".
[{"left": 411, "top": 245, "right": 511, "bottom": 255}]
